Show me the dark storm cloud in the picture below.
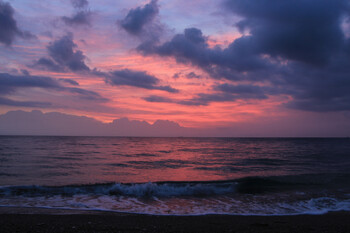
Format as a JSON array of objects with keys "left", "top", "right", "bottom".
[
  {"left": 103, "top": 69, "right": 178, "bottom": 93},
  {"left": 0, "top": 73, "right": 107, "bottom": 105},
  {"left": 0, "top": 1, "right": 35, "bottom": 46},
  {"left": 280, "top": 61, "right": 350, "bottom": 112},
  {"left": 224, "top": 0, "right": 347, "bottom": 65},
  {"left": 32, "top": 33, "right": 90, "bottom": 72},
  {"left": 137, "top": 27, "right": 270, "bottom": 77},
  {"left": 62, "top": 11, "right": 92, "bottom": 27},
  {"left": 119, "top": 0, "right": 159, "bottom": 35},
  {"left": 138, "top": 0, "right": 350, "bottom": 112}
]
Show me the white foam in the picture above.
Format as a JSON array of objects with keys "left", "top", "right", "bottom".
[{"left": 0, "top": 194, "right": 349, "bottom": 216}]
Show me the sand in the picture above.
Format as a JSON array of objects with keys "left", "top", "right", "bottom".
[{"left": 0, "top": 207, "right": 349, "bottom": 233}]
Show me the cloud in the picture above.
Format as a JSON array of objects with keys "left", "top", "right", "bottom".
[
  {"left": 47, "top": 33, "right": 90, "bottom": 71},
  {"left": 171, "top": 72, "right": 202, "bottom": 79},
  {"left": 215, "top": 83, "right": 267, "bottom": 97},
  {"left": 119, "top": 0, "right": 159, "bottom": 35},
  {"left": 142, "top": 94, "right": 208, "bottom": 106},
  {"left": 137, "top": 0, "right": 350, "bottom": 112},
  {"left": 71, "top": 0, "right": 88, "bottom": 9},
  {"left": 62, "top": 11, "right": 92, "bottom": 27},
  {"left": 143, "top": 95, "right": 174, "bottom": 103},
  {"left": 0, "top": 72, "right": 107, "bottom": 106},
  {"left": 65, "top": 87, "right": 108, "bottom": 101},
  {"left": 142, "top": 94, "right": 206, "bottom": 106},
  {"left": 0, "top": 1, "right": 35, "bottom": 46},
  {"left": 190, "top": 83, "right": 268, "bottom": 105},
  {"left": 143, "top": 83, "right": 268, "bottom": 106},
  {"left": 103, "top": 69, "right": 178, "bottom": 93},
  {"left": 20, "top": 69, "right": 30, "bottom": 76},
  {"left": 31, "top": 58, "right": 65, "bottom": 72},
  {"left": 32, "top": 33, "right": 90, "bottom": 72},
  {"left": 172, "top": 72, "right": 181, "bottom": 79},
  {"left": 59, "top": 78, "right": 79, "bottom": 86},
  {"left": 0, "top": 72, "right": 61, "bottom": 95},
  {"left": 186, "top": 72, "right": 201, "bottom": 79},
  {"left": 224, "top": 0, "right": 347, "bottom": 66},
  {"left": 62, "top": 0, "right": 91, "bottom": 27},
  {"left": 281, "top": 63, "right": 350, "bottom": 112},
  {"left": 0, "top": 97, "right": 52, "bottom": 107},
  {"left": 137, "top": 27, "right": 270, "bottom": 77}
]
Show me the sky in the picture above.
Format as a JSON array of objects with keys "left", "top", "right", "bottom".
[{"left": 1, "top": 0, "right": 350, "bottom": 136}]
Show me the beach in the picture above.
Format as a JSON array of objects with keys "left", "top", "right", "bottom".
[{"left": 0, "top": 208, "right": 349, "bottom": 233}]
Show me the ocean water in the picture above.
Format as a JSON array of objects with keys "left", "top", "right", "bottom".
[{"left": 0, "top": 136, "right": 349, "bottom": 215}]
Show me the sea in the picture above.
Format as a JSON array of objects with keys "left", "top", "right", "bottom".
[{"left": 0, "top": 136, "right": 349, "bottom": 215}]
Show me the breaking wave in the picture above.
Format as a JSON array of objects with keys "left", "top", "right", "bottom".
[{"left": 0, "top": 181, "right": 238, "bottom": 198}]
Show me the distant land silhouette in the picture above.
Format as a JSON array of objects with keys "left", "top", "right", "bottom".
[
  {"left": 0, "top": 110, "right": 193, "bottom": 136},
  {"left": 1, "top": 110, "right": 350, "bottom": 137}
]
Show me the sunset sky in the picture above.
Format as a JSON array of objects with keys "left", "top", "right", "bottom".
[{"left": 1, "top": 0, "right": 350, "bottom": 136}]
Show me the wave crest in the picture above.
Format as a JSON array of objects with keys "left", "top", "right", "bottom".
[{"left": 0, "top": 181, "right": 237, "bottom": 198}]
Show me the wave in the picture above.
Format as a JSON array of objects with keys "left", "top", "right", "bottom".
[
  {"left": 0, "top": 195, "right": 349, "bottom": 216},
  {"left": 1, "top": 173, "right": 348, "bottom": 198},
  {"left": 0, "top": 175, "right": 349, "bottom": 215},
  {"left": 0, "top": 181, "right": 237, "bottom": 198}
]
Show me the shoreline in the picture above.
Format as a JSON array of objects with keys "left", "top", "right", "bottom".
[
  {"left": 1, "top": 207, "right": 349, "bottom": 233},
  {"left": 0, "top": 206, "right": 348, "bottom": 216}
]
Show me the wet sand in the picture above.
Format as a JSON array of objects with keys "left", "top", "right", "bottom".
[{"left": 0, "top": 207, "right": 349, "bottom": 233}]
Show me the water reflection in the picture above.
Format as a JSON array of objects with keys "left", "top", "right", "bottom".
[{"left": 0, "top": 137, "right": 349, "bottom": 186}]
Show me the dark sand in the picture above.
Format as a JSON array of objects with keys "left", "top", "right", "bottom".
[{"left": 0, "top": 207, "right": 349, "bottom": 233}]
